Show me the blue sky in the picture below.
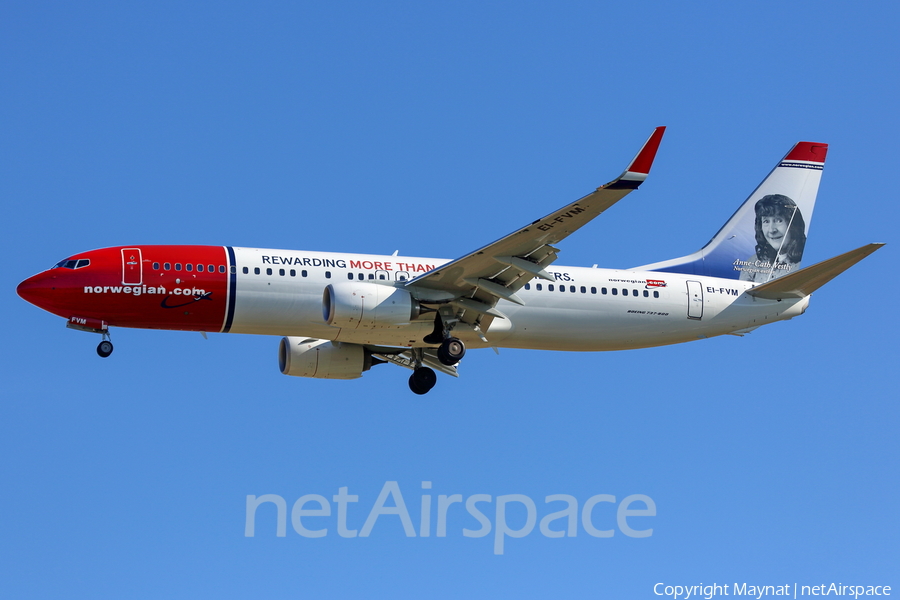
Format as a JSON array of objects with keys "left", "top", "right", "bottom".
[{"left": 2, "top": 1, "right": 898, "bottom": 597}]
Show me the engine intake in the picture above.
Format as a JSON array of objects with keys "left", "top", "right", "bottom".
[
  {"left": 279, "top": 337, "right": 383, "bottom": 379},
  {"left": 323, "top": 282, "right": 420, "bottom": 330}
]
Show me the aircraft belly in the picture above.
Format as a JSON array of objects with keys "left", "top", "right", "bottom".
[{"left": 500, "top": 298, "right": 702, "bottom": 351}]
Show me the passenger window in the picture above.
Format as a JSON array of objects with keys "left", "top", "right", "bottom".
[
  {"left": 379, "top": 274, "right": 386, "bottom": 280},
  {"left": 524, "top": 283, "right": 531, "bottom": 290},
  {"left": 279, "top": 268, "right": 285, "bottom": 276},
  {"left": 266, "top": 268, "right": 273, "bottom": 275},
  {"left": 358, "top": 273, "right": 364, "bottom": 280},
  {"left": 602, "top": 287, "right": 607, "bottom": 295},
  {"left": 643, "top": 290, "right": 649, "bottom": 297},
  {"left": 197, "top": 264, "right": 204, "bottom": 272},
  {"left": 612, "top": 288, "right": 618, "bottom": 296},
  {"left": 325, "top": 271, "right": 331, "bottom": 279},
  {"left": 302, "top": 270, "right": 308, "bottom": 277},
  {"left": 570, "top": 286, "right": 576, "bottom": 293},
  {"left": 186, "top": 264, "right": 193, "bottom": 272},
  {"left": 242, "top": 267, "right": 249, "bottom": 274},
  {"left": 591, "top": 287, "right": 597, "bottom": 294},
  {"left": 220, "top": 266, "right": 227, "bottom": 273},
  {"left": 230, "top": 266, "right": 235, "bottom": 274},
  {"left": 152, "top": 262, "right": 160, "bottom": 270},
  {"left": 290, "top": 269, "right": 296, "bottom": 277},
  {"left": 536, "top": 283, "right": 542, "bottom": 291},
  {"left": 580, "top": 286, "right": 586, "bottom": 293},
  {"left": 208, "top": 265, "right": 214, "bottom": 273},
  {"left": 254, "top": 267, "right": 260, "bottom": 275},
  {"left": 175, "top": 263, "right": 182, "bottom": 271},
  {"left": 347, "top": 273, "right": 354, "bottom": 280},
  {"left": 621, "top": 288, "right": 627, "bottom": 295},
  {"left": 560, "top": 286, "right": 565, "bottom": 292},
  {"left": 398, "top": 275, "right": 406, "bottom": 281},
  {"left": 164, "top": 263, "right": 171, "bottom": 270},
  {"left": 632, "top": 289, "right": 638, "bottom": 297},
  {"left": 549, "top": 284, "right": 554, "bottom": 291},
  {"left": 368, "top": 274, "right": 374, "bottom": 280},
  {"left": 653, "top": 291, "right": 659, "bottom": 298}
]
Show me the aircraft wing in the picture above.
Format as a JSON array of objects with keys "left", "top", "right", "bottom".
[{"left": 405, "top": 127, "right": 665, "bottom": 328}]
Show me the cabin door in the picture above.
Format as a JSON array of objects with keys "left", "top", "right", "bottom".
[
  {"left": 121, "top": 248, "right": 143, "bottom": 285},
  {"left": 686, "top": 280, "right": 703, "bottom": 320}
]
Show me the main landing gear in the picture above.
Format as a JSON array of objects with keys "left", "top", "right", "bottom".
[
  {"left": 408, "top": 366, "right": 437, "bottom": 395},
  {"left": 437, "top": 337, "right": 466, "bottom": 366},
  {"left": 424, "top": 312, "right": 467, "bottom": 367},
  {"left": 408, "top": 312, "right": 468, "bottom": 394},
  {"left": 408, "top": 337, "right": 464, "bottom": 395}
]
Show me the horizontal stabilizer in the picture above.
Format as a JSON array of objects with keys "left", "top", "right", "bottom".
[{"left": 746, "top": 243, "right": 884, "bottom": 300}]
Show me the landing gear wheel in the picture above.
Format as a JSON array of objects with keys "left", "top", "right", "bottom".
[
  {"left": 437, "top": 337, "right": 466, "bottom": 366},
  {"left": 408, "top": 367, "right": 437, "bottom": 395},
  {"left": 97, "top": 340, "right": 114, "bottom": 358}
]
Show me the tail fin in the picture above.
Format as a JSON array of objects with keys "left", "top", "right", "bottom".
[{"left": 637, "top": 141, "right": 828, "bottom": 282}]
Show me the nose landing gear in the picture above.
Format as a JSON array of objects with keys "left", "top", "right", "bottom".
[
  {"left": 96, "top": 332, "right": 114, "bottom": 358},
  {"left": 66, "top": 317, "right": 114, "bottom": 358}
]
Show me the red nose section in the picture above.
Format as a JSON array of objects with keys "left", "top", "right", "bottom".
[
  {"left": 17, "top": 271, "right": 57, "bottom": 311},
  {"left": 19, "top": 245, "right": 231, "bottom": 331}
]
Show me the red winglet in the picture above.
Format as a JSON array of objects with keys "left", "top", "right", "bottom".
[
  {"left": 784, "top": 141, "right": 828, "bottom": 164},
  {"left": 628, "top": 126, "right": 666, "bottom": 175}
]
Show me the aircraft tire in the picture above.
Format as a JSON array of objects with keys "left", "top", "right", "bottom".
[
  {"left": 97, "top": 340, "right": 114, "bottom": 358},
  {"left": 409, "top": 367, "right": 437, "bottom": 395},
  {"left": 437, "top": 338, "right": 465, "bottom": 366}
]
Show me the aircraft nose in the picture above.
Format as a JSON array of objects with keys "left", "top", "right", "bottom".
[{"left": 17, "top": 271, "right": 56, "bottom": 309}]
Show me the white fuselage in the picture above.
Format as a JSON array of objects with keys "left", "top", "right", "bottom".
[{"left": 226, "top": 247, "right": 808, "bottom": 351}]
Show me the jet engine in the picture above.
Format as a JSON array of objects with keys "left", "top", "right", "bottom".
[
  {"left": 322, "top": 283, "right": 421, "bottom": 330},
  {"left": 278, "top": 337, "right": 383, "bottom": 379}
]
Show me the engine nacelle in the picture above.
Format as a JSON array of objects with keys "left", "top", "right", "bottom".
[
  {"left": 279, "top": 337, "right": 382, "bottom": 379},
  {"left": 322, "top": 282, "right": 420, "bottom": 330}
]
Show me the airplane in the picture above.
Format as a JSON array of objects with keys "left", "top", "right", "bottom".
[{"left": 16, "top": 127, "right": 884, "bottom": 394}]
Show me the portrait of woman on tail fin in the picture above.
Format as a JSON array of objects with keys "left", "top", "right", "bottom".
[{"left": 738, "top": 194, "right": 807, "bottom": 282}]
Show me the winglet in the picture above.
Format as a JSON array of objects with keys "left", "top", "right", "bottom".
[
  {"left": 607, "top": 126, "right": 666, "bottom": 189},
  {"left": 747, "top": 243, "right": 884, "bottom": 300}
]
